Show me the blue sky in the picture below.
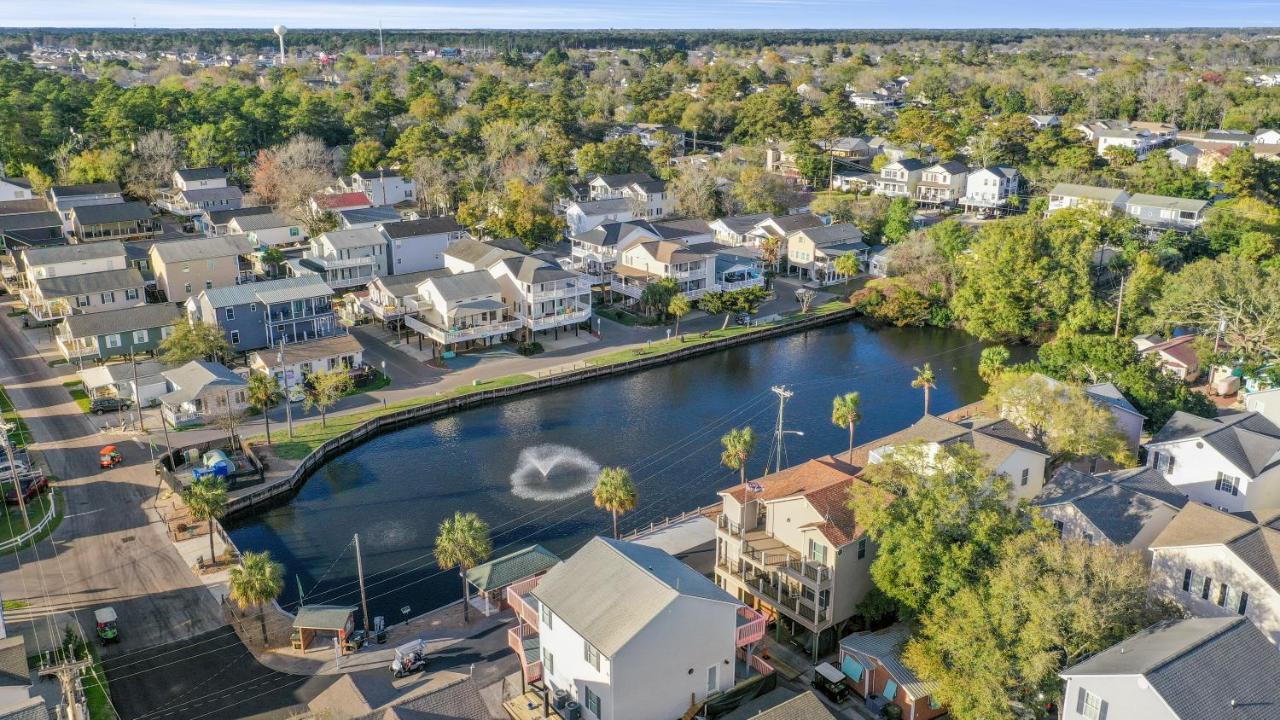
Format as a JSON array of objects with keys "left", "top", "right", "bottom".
[{"left": 3, "top": 0, "right": 1279, "bottom": 29}]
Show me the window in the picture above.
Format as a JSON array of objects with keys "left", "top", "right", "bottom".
[
  {"left": 1182, "top": 568, "right": 1192, "bottom": 592},
  {"left": 229, "top": 330, "right": 240, "bottom": 345},
  {"left": 225, "top": 307, "right": 235, "bottom": 321},
  {"left": 205, "top": 281, "right": 213, "bottom": 290},
  {"left": 1077, "top": 688, "right": 1107, "bottom": 720},
  {"left": 249, "top": 303, "right": 257, "bottom": 313},
  {"left": 125, "top": 288, "right": 139, "bottom": 301},
  {"left": 290, "top": 227, "right": 300, "bottom": 237},
  {"left": 544, "top": 650, "right": 554, "bottom": 677},
  {"left": 1053, "top": 520, "right": 1065, "bottom": 537},
  {"left": 584, "top": 641, "right": 600, "bottom": 671},
  {"left": 857, "top": 538, "right": 866, "bottom": 559},
  {"left": 706, "top": 665, "right": 718, "bottom": 694},
  {"left": 584, "top": 686, "right": 601, "bottom": 718},
  {"left": 132, "top": 329, "right": 149, "bottom": 344},
  {"left": 1020, "top": 468, "right": 1030, "bottom": 486},
  {"left": 1239, "top": 592, "right": 1249, "bottom": 614},
  {"left": 184, "top": 283, "right": 192, "bottom": 294},
  {"left": 76, "top": 295, "right": 91, "bottom": 308},
  {"left": 104, "top": 334, "right": 122, "bottom": 349},
  {"left": 99, "top": 291, "right": 115, "bottom": 304},
  {"left": 1215, "top": 472, "right": 1240, "bottom": 496},
  {"left": 540, "top": 604, "right": 553, "bottom": 630},
  {"left": 1202, "top": 575, "right": 1214, "bottom": 600},
  {"left": 807, "top": 539, "right": 827, "bottom": 565}
]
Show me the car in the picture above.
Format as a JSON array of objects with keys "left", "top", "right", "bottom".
[
  {"left": 90, "top": 397, "right": 132, "bottom": 415},
  {"left": 287, "top": 385, "right": 306, "bottom": 403},
  {"left": 4, "top": 475, "right": 47, "bottom": 504},
  {"left": 0, "top": 455, "right": 30, "bottom": 476}
]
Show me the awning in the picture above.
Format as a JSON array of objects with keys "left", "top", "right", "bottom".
[
  {"left": 816, "top": 662, "right": 845, "bottom": 684},
  {"left": 292, "top": 605, "right": 355, "bottom": 632},
  {"left": 454, "top": 298, "right": 506, "bottom": 314}
]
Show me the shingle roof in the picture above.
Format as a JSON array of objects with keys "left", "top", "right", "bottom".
[
  {"left": 532, "top": 537, "right": 737, "bottom": 656},
  {"left": 844, "top": 409, "right": 1048, "bottom": 470},
  {"left": 313, "top": 192, "right": 372, "bottom": 210},
  {"left": 840, "top": 624, "right": 937, "bottom": 700},
  {"left": 36, "top": 267, "right": 144, "bottom": 297},
  {"left": 201, "top": 275, "right": 332, "bottom": 308},
  {"left": 887, "top": 158, "right": 927, "bottom": 172},
  {"left": 465, "top": 545, "right": 560, "bottom": 592},
  {"left": 207, "top": 205, "right": 272, "bottom": 226},
  {"left": 1035, "top": 466, "right": 1184, "bottom": 546},
  {"left": 369, "top": 270, "right": 452, "bottom": 298},
  {"left": 22, "top": 241, "right": 124, "bottom": 267},
  {"left": 229, "top": 211, "right": 293, "bottom": 232},
  {"left": 712, "top": 213, "right": 774, "bottom": 235},
  {"left": 792, "top": 223, "right": 864, "bottom": 246},
  {"left": 1150, "top": 411, "right": 1280, "bottom": 478},
  {"left": 50, "top": 182, "right": 121, "bottom": 198},
  {"left": 0, "top": 636, "right": 28, "bottom": 686},
  {"left": 441, "top": 238, "right": 524, "bottom": 268},
  {"left": 767, "top": 214, "right": 824, "bottom": 233},
  {"left": 177, "top": 186, "right": 243, "bottom": 204},
  {"left": 1061, "top": 617, "right": 1280, "bottom": 720},
  {"left": 631, "top": 240, "right": 711, "bottom": 264},
  {"left": 571, "top": 219, "right": 657, "bottom": 247},
  {"left": 71, "top": 201, "right": 153, "bottom": 226},
  {"left": 175, "top": 167, "right": 227, "bottom": 182},
  {"left": 1084, "top": 382, "right": 1145, "bottom": 418},
  {"left": 339, "top": 206, "right": 402, "bottom": 226},
  {"left": 1049, "top": 183, "right": 1127, "bottom": 203},
  {"left": 62, "top": 303, "right": 182, "bottom": 339},
  {"left": 570, "top": 197, "right": 632, "bottom": 215},
  {"left": 381, "top": 216, "right": 464, "bottom": 239},
  {"left": 151, "top": 234, "right": 254, "bottom": 263},
  {"left": 321, "top": 227, "right": 386, "bottom": 251},
  {"left": 1150, "top": 501, "right": 1258, "bottom": 549},
  {"left": 0, "top": 211, "right": 60, "bottom": 232},
  {"left": 498, "top": 255, "right": 576, "bottom": 284},
  {"left": 591, "top": 172, "right": 658, "bottom": 190},
  {"left": 424, "top": 270, "right": 502, "bottom": 302},
  {"left": 737, "top": 691, "right": 839, "bottom": 720},
  {"left": 368, "top": 678, "right": 490, "bottom": 720},
  {"left": 721, "top": 455, "right": 857, "bottom": 504},
  {"left": 1127, "top": 193, "right": 1210, "bottom": 214},
  {"left": 160, "top": 360, "right": 246, "bottom": 404},
  {"left": 254, "top": 333, "right": 363, "bottom": 366}
]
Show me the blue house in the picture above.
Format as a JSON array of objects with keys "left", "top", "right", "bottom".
[{"left": 189, "top": 275, "right": 337, "bottom": 353}]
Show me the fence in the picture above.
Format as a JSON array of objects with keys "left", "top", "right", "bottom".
[
  {"left": 619, "top": 502, "right": 723, "bottom": 541},
  {"left": 222, "top": 306, "right": 857, "bottom": 519},
  {"left": 0, "top": 494, "right": 59, "bottom": 553}
]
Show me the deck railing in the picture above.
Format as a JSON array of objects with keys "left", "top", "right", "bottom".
[
  {"left": 735, "top": 606, "right": 766, "bottom": 647},
  {"left": 506, "top": 575, "right": 542, "bottom": 627}
]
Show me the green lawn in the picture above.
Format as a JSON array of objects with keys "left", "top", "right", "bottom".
[
  {"left": 63, "top": 380, "right": 92, "bottom": 413},
  {"left": 84, "top": 659, "right": 116, "bottom": 720},
  {"left": 0, "top": 386, "right": 31, "bottom": 449},
  {"left": 0, "top": 489, "right": 63, "bottom": 555}
]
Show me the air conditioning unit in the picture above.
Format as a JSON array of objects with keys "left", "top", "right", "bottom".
[{"left": 564, "top": 701, "right": 581, "bottom": 720}]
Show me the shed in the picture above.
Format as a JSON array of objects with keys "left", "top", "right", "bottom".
[{"left": 291, "top": 605, "right": 356, "bottom": 653}]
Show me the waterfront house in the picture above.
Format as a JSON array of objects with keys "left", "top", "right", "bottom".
[
  {"left": 247, "top": 333, "right": 364, "bottom": 386},
  {"left": 1125, "top": 194, "right": 1210, "bottom": 232},
  {"left": 1059, "top": 617, "right": 1280, "bottom": 720},
  {"left": 1149, "top": 503, "right": 1280, "bottom": 645},
  {"left": 77, "top": 359, "right": 168, "bottom": 405},
  {"left": 441, "top": 237, "right": 530, "bottom": 275},
  {"left": 55, "top": 303, "right": 181, "bottom": 363},
  {"left": 47, "top": 182, "right": 123, "bottom": 233},
  {"left": 402, "top": 270, "right": 521, "bottom": 354},
  {"left": 568, "top": 220, "right": 660, "bottom": 282},
  {"left": 708, "top": 213, "right": 773, "bottom": 247},
  {"left": 875, "top": 159, "right": 926, "bottom": 198},
  {"left": 202, "top": 205, "right": 273, "bottom": 237},
  {"left": 150, "top": 234, "right": 256, "bottom": 304},
  {"left": 1132, "top": 334, "right": 1199, "bottom": 381},
  {"left": 159, "top": 360, "right": 249, "bottom": 428},
  {"left": 1034, "top": 466, "right": 1186, "bottom": 554},
  {"left": 612, "top": 240, "right": 717, "bottom": 302},
  {"left": 464, "top": 544, "right": 561, "bottom": 617},
  {"left": 489, "top": 254, "right": 593, "bottom": 337},
  {"left": 714, "top": 250, "right": 765, "bottom": 292},
  {"left": 362, "top": 269, "right": 451, "bottom": 324},
  {"left": 1047, "top": 183, "right": 1130, "bottom": 214},
  {"left": 1143, "top": 410, "right": 1280, "bottom": 515},
  {"left": 300, "top": 228, "right": 387, "bottom": 289},
  {"left": 565, "top": 197, "right": 635, "bottom": 236},
  {"left": 228, "top": 211, "right": 303, "bottom": 247},
  {"left": 70, "top": 201, "right": 161, "bottom": 242},
  {"left": 960, "top": 166, "right": 1021, "bottom": 212},
  {"left": 507, "top": 537, "right": 770, "bottom": 720},
  {"left": 382, "top": 216, "right": 468, "bottom": 275},
  {"left": 27, "top": 267, "right": 146, "bottom": 324},
  {"left": 786, "top": 223, "right": 866, "bottom": 283},
  {"left": 914, "top": 161, "right": 968, "bottom": 206},
  {"left": 343, "top": 170, "right": 416, "bottom": 207},
  {"left": 189, "top": 275, "right": 336, "bottom": 352},
  {"left": 744, "top": 213, "right": 824, "bottom": 250},
  {"left": 714, "top": 456, "right": 880, "bottom": 661},
  {"left": 839, "top": 624, "right": 945, "bottom": 720}
]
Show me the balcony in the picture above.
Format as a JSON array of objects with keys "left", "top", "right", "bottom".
[
  {"left": 19, "top": 290, "right": 70, "bottom": 322},
  {"left": 608, "top": 278, "right": 644, "bottom": 300},
  {"left": 522, "top": 305, "right": 592, "bottom": 332},
  {"left": 779, "top": 556, "right": 832, "bottom": 588},
  {"left": 505, "top": 575, "right": 542, "bottom": 629},
  {"left": 55, "top": 336, "right": 98, "bottom": 361},
  {"left": 719, "top": 277, "right": 764, "bottom": 292},
  {"left": 735, "top": 606, "right": 766, "bottom": 647},
  {"left": 404, "top": 315, "right": 523, "bottom": 346},
  {"left": 507, "top": 625, "right": 543, "bottom": 684},
  {"left": 716, "top": 513, "right": 745, "bottom": 538},
  {"left": 305, "top": 253, "right": 376, "bottom": 271},
  {"left": 727, "top": 561, "right": 833, "bottom": 630},
  {"left": 527, "top": 284, "right": 591, "bottom": 303}
]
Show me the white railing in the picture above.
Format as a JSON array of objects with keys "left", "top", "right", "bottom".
[
  {"left": 609, "top": 279, "right": 644, "bottom": 300},
  {"left": 403, "top": 315, "right": 522, "bottom": 345},
  {"left": 527, "top": 285, "right": 591, "bottom": 303},
  {"left": 719, "top": 277, "right": 764, "bottom": 292},
  {"left": 522, "top": 307, "right": 592, "bottom": 331},
  {"left": 0, "top": 497, "right": 59, "bottom": 553},
  {"left": 55, "top": 337, "right": 97, "bottom": 360},
  {"left": 19, "top": 290, "right": 69, "bottom": 322},
  {"left": 307, "top": 254, "right": 376, "bottom": 270},
  {"left": 325, "top": 272, "right": 375, "bottom": 289}
]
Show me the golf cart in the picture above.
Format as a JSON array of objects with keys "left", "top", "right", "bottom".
[
  {"left": 812, "top": 661, "right": 852, "bottom": 703},
  {"left": 389, "top": 638, "right": 427, "bottom": 678},
  {"left": 95, "top": 607, "right": 119, "bottom": 645},
  {"left": 99, "top": 445, "right": 123, "bottom": 469}
]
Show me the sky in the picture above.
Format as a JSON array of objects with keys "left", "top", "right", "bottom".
[{"left": 4, "top": 1, "right": 1279, "bottom": 30}]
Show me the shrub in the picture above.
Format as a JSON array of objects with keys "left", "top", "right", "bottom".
[{"left": 516, "top": 342, "right": 545, "bottom": 356}]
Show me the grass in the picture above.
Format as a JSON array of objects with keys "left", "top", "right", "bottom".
[
  {"left": 84, "top": 659, "right": 116, "bottom": 720},
  {"left": 5, "top": 308, "right": 26, "bottom": 318},
  {"left": 2, "top": 599, "right": 29, "bottom": 611},
  {"left": 63, "top": 380, "right": 92, "bottom": 414},
  {"left": 0, "top": 489, "right": 64, "bottom": 556},
  {"left": 0, "top": 387, "right": 31, "bottom": 449}
]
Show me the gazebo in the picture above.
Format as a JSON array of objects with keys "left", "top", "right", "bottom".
[
  {"left": 464, "top": 545, "right": 561, "bottom": 617},
  {"left": 291, "top": 605, "right": 356, "bottom": 653}
]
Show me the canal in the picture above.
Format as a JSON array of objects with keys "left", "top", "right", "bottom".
[{"left": 227, "top": 321, "right": 1014, "bottom": 623}]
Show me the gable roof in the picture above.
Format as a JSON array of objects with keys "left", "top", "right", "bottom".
[
  {"left": 229, "top": 211, "right": 294, "bottom": 232},
  {"left": 721, "top": 455, "right": 857, "bottom": 504},
  {"left": 424, "top": 270, "right": 502, "bottom": 302},
  {"left": 734, "top": 691, "right": 839, "bottom": 720},
  {"left": 791, "top": 223, "right": 863, "bottom": 247},
  {"left": 35, "top": 267, "right": 144, "bottom": 297},
  {"left": 1035, "top": 466, "right": 1186, "bottom": 545},
  {"left": 1126, "top": 194, "right": 1210, "bottom": 214},
  {"left": 1049, "top": 183, "right": 1128, "bottom": 203},
  {"left": 590, "top": 172, "right": 657, "bottom": 190},
  {"left": 23, "top": 241, "right": 124, "bottom": 267},
  {"left": 885, "top": 158, "right": 927, "bottom": 172},
  {"left": 70, "top": 201, "right": 153, "bottom": 225},
  {"left": 442, "top": 237, "right": 525, "bottom": 268},
  {"left": 764, "top": 213, "right": 824, "bottom": 234},
  {"left": 840, "top": 624, "right": 937, "bottom": 700},
  {"left": 847, "top": 408, "right": 1048, "bottom": 471},
  {"left": 381, "top": 216, "right": 464, "bottom": 239},
  {"left": 711, "top": 213, "right": 774, "bottom": 235},
  {"left": 160, "top": 360, "right": 245, "bottom": 404},
  {"left": 498, "top": 255, "right": 576, "bottom": 284},
  {"left": 207, "top": 205, "right": 273, "bottom": 226},
  {"left": 320, "top": 227, "right": 386, "bottom": 251},
  {"left": 0, "top": 636, "right": 29, "bottom": 687},
  {"left": 532, "top": 537, "right": 737, "bottom": 656},
  {"left": 50, "top": 182, "right": 121, "bottom": 198},
  {"left": 201, "top": 274, "right": 331, "bottom": 308},
  {"left": 1061, "top": 617, "right": 1280, "bottom": 720},
  {"left": 313, "top": 192, "right": 372, "bottom": 210},
  {"left": 151, "top": 234, "right": 254, "bottom": 263},
  {"left": 62, "top": 303, "right": 182, "bottom": 339},
  {"left": 1084, "top": 381, "right": 1145, "bottom": 418},
  {"left": 570, "top": 197, "right": 632, "bottom": 215},
  {"left": 465, "top": 545, "right": 560, "bottom": 592},
  {"left": 177, "top": 186, "right": 243, "bottom": 204},
  {"left": 1151, "top": 502, "right": 1280, "bottom": 594},
  {"left": 175, "top": 167, "right": 227, "bottom": 182},
  {"left": 571, "top": 219, "right": 657, "bottom": 247},
  {"left": 0, "top": 211, "right": 60, "bottom": 232},
  {"left": 369, "top": 269, "right": 452, "bottom": 298},
  {"left": 1150, "top": 411, "right": 1280, "bottom": 478}
]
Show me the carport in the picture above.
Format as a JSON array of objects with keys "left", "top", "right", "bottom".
[{"left": 291, "top": 605, "right": 356, "bottom": 653}]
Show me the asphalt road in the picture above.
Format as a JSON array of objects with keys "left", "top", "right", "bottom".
[{"left": 0, "top": 306, "right": 225, "bottom": 657}]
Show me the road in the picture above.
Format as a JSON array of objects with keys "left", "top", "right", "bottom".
[{"left": 0, "top": 306, "right": 225, "bottom": 658}]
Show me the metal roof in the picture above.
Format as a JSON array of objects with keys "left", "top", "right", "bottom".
[
  {"left": 840, "top": 624, "right": 937, "bottom": 700},
  {"left": 151, "top": 234, "right": 254, "bottom": 263},
  {"left": 465, "top": 545, "right": 560, "bottom": 592},
  {"left": 62, "top": 303, "right": 182, "bottom": 339},
  {"left": 292, "top": 605, "right": 355, "bottom": 631},
  {"left": 22, "top": 241, "right": 124, "bottom": 266}
]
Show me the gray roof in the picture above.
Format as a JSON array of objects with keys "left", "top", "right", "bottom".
[
  {"left": 887, "top": 158, "right": 927, "bottom": 172},
  {"left": 0, "top": 698, "right": 49, "bottom": 720},
  {"left": 339, "top": 206, "right": 402, "bottom": 226},
  {"left": 50, "top": 182, "right": 121, "bottom": 198},
  {"left": 712, "top": 213, "right": 774, "bottom": 235},
  {"left": 1062, "top": 617, "right": 1280, "bottom": 720},
  {"left": 0, "top": 211, "right": 60, "bottom": 232},
  {"left": 1126, "top": 193, "right": 1210, "bottom": 214},
  {"left": 929, "top": 160, "right": 969, "bottom": 174},
  {"left": 442, "top": 238, "right": 524, "bottom": 268},
  {"left": 1150, "top": 411, "right": 1280, "bottom": 478},
  {"left": 1084, "top": 382, "right": 1145, "bottom": 418},
  {"left": 731, "top": 691, "right": 839, "bottom": 720},
  {"left": 160, "top": 360, "right": 246, "bottom": 404},
  {"left": 1049, "top": 183, "right": 1128, "bottom": 203},
  {"left": 71, "top": 201, "right": 153, "bottom": 225},
  {"left": 23, "top": 241, "right": 124, "bottom": 267},
  {"left": 840, "top": 624, "right": 937, "bottom": 700},
  {"left": 62, "top": 303, "right": 182, "bottom": 339},
  {"left": 175, "top": 167, "right": 227, "bottom": 182},
  {"left": 0, "top": 636, "right": 28, "bottom": 686},
  {"left": 381, "top": 216, "right": 464, "bottom": 239},
  {"left": 532, "top": 537, "right": 738, "bottom": 656},
  {"left": 1151, "top": 503, "right": 1280, "bottom": 594},
  {"left": 423, "top": 270, "right": 502, "bottom": 302},
  {"left": 591, "top": 172, "right": 657, "bottom": 190},
  {"left": 366, "top": 678, "right": 489, "bottom": 720},
  {"left": 36, "top": 267, "right": 145, "bottom": 297},
  {"left": 792, "top": 223, "right": 864, "bottom": 246},
  {"left": 320, "top": 227, "right": 386, "bottom": 251},
  {"left": 571, "top": 197, "right": 632, "bottom": 215},
  {"left": 92, "top": 359, "right": 167, "bottom": 385},
  {"left": 177, "top": 186, "right": 243, "bottom": 204},
  {"left": 353, "top": 169, "right": 406, "bottom": 180},
  {"left": 1168, "top": 144, "right": 1201, "bottom": 158},
  {"left": 1035, "top": 466, "right": 1185, "bottom": 545},
  {"left": 767, "top": 213, "right": 824, "bottom": 233},
  {"left": 207, "top": 205, "right": 272, "bottom": 226},
  {"left": 465, "top": 545, "right": 560, "bottom": 592},
  {"left": 498, "top": 255, "right": 576, "bottom": 284},
  {"left": 229, "top": 211, "right": 293, "bottom": 232},
  {"left": 571, "top": 220, "right": 657, "bottom": 247},
  {"left": 201, "top": 275, "right": 332, "bottom": 308},
  {"left": 151, "top": 234, "right": 254, "bottom": 263},
  {"left": 1204, "top": 129, "right": 1253, "bottom": 142},
  {"left": 292, "top": 604, "right": 355, "bottom": 631},
  {"left": 369, "top": 269, "right": 452, "bottom": 298},
  {"left": 649, "top": 218, "right": 712, "bottom": 240}
]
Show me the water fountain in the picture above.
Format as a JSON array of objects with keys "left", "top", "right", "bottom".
[{"left": 510, "top": 444, "right": 602, "bottom": 501}]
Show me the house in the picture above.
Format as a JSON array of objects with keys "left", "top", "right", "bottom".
[
  {"left": 1047, "top": 184, "right": 1130, "bottom": 214},
  {"left": 27, "top": 267, "right": 146, "bottom": 323},
  {"left": 1143, "top": 410, "right": 1280, "bottom": 514},
  {"left": 510, "top": 537, "right": 770, "bottom": 720},
  {"left": 708, "top": 213, "right": 773, "bottom": 247},
  {"left": 442, "top": 237, "right": 529, "bottom": 275},
  {"left": 960, "top": 166, "right": 1020, "bottom": 212},
  {"left": 1059, "top": 616, "right": 1280, "bottom": 720},
  {"left": 1096, "top": 127, "right": 1159, "bottom": 160},
  {"left": 159, "top": 360, "right": 249, "bottom": 428},
  {"left": 20, "top": 241, "right": 126, "bottom": 288},
  {"left": 1027, "top": 114, "right": 1061, "bottom": 129},
  {"left": 70, "top": 201, "right": 161, "bottom": 242},
  {"left": 1034, "top": 466, "right": 1186, "bottom": 553},
  {"left": 568, "top": 220, "right": 660, "bottom": 282},
  {"left": 0, "top": 176, "right": 32, "bottom": 202},
  {"left": 1243, "top": 386, "right": 1280, "bottom": 427},
  {"left": 248, "top": 333, "right": 364, "bottom": 385},
  {"left": 155, "top": 178, "right": 243, "bottom": 217},
  {"left": 227, "top": 211, "right": 303, "bottom": 247},
  {"left": 1255, "top": 129, "right": 1280, "bottom": 145},
  {"left": 839, "top": 624, "right": 944, "bottom": 720},
  {"left": 1133, "top": 334, "right": 1199, "bottom": 381},
  {"left": 77, "top": 359, "right": 168, "bottom": 406},
  {"left": 299, "top": 228, "right": 387, "bottom": 289},
  {"left": 362, "top": 269, "right": 451, "bottom": 323},
  {"left": 585, "top": 173, "right": 673, "bottom": 221},
  {"left": 172, "top": 167, "right": 229, "bottom": 192},
  {"left": 714, "top": 456, "right": 879, "bottom": 660},
  {"left": 488, "top": 254, "right": 593, "bottom": 336},
  {"left": 0, "top": 211, "right": 63, "bottom": 252},
  {"left": 565, "top": 198, "right": 635, "bottom": 236},
  {"left": 604, "top": 123, "right": 686, "bottom": 153},
  {"left": 714, "top": 249, "right": 765, "bottom": 292},
  {"left": 1017, "top": 374, "right": 1145, "bottom": 451},
  {"left": 875, "top": 159, "right": 926, "bottom": 198},
  {"left": 723, "top": 691, "right": 838, "bottom": 720},
  {"left": 913, "top": 161, "right": 968, "bottom": 205},
  {"left": 190, "top": 275, "right": 336, "bottom": 352},
  {"left": 866, "top": 245, "right": 891, "bottom": 278},
  {"left": 47, "top": 182, "right": 123, "bottom": 233},
  {"left": 381, "top": 216, "right": 468, "bottom": 275},
  {"left": 150, "top": 234, "right": 256, "bottom": 304},
  {"left": 816, "top": 136, "right": 876, "bottom": 163},
  {"left": 612, "top": 240, "right": 716, "bottom": 302},
  {"left": 649, "top": 218, "right": 714, "bottom": 245},
  {"left": 402, "top": 270, "right": 521, "bottom": 354},
  {"left": 849, "top": 91, "right": 897, "bottom": 110},
  {"left": 831, "top": 169, "right": 879, "bottom": 193},
  {"left": 1166, "top": 144, "right": 1202, "bottom": 169},
  {"left": 0, "top": 633, "right": 48, "bottom": 720},
  {"left": 786, "top": 223, "right": 866, "bottom": 283},
  {"left": 309, "top": 191, "right": 372, "bottom": 215},
  {"left": 1185, "top": 129, "right": 1254, "bottom": 147},
  {"left": 55, "top": 303, "right": 182, "bottom": 363},
  {"left": 344, "top": 170, "right": 416, "bottom": 206},
  {"left": 336, "top": 206, "right": 401, "bottom": 230},
  {"left": 203, "top": 205, "right": 274, "bottom": 237},
  {"left": 745, "top": 213, "right": 825, "bottom": 249},
  {"left": 1125, "top": 194, "right": 1210, "bottom": 232}
]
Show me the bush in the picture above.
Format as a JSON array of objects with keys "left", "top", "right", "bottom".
[{"left": 516, "top": 341, "right": 544, "bottom": 356}]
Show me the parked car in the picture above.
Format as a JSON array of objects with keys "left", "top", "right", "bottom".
[
  {"left": 4, "top": 474, "right": 48, "bottom": 504},
  {"left": 90, "top": 397, "right": 133, "bottom": 415},
  {"left": 0, "top": 456, "right": 29, "bottom": 477},
  {"left": 287, "top": 385, "right": 306, "bottom": 403}
]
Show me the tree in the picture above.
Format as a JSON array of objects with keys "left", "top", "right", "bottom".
[
  {"left": 159, "top": 322, "right": 231, "bottom": 365},
  {"left": 1213, "top": 146, "right": 1280, "bottom": 202},
  {"left": 890, "top": 107, "right": 956, "bottom": 156},
  {"left": 796, "top": 288, "right": 817, "bottom": 313},
  {"left": 1151, "top": 254, "right": 1280, "bottom": 362},
  {"left": 831, "top": 392, "right": 862, "bottom": 464},
  {"left": 698, "top": 290, "right": 734, "bottom": 330},
  {"left": 345, "top": 138, "right": 386, "bottom": 174},
  {"left": 250, "top": 135, "right": 334, "bottom": 222},
  {"left": 228, "top": 550, "right": 285, "bottom": 645},
  {"left": 182, "top": 475, "right": 228, "bottom": 569},
  {"left": 247, "top": 373, "right": 282, "bottom": 445},
  {"left": 1202, "top": 197, "right": 1280, "bottom": 256},
  {"left": 905, "top": 534, "right": 1177, "bottom": 720},
  {"left": 849, "top": 442, "right": 1022, "bottom": 617},
  {"left": 593, "top": 467, "right": 638, "bottom": 539},
  {"left": 720, "top": 426, "right": 757, "bottom": 490},
  {"left": 670, "top": 164, "right": 722, "bottom": 219},
  {"left": 1103, "top": 145, "right": 1138, "bottom": 167},
  {"left": 303, "top": 368, "right": 353, "bottom": 428},
  {"left": 433, "top": 511, "right": 492, "bottom": 624},
  {"left": 911, "top": 363, "right": 936, "bottom": 416},
  {"left": 575, "top": 135, "right": 653, "bottom": 176},
  {"left": 731, "top": 166, "right": 794, "bottom": 215},
  {"left": 639, "top": 278, "right": 679, "bottom": 320},
  {"left": 977, "top": 346, "right": 1011, "bottom": 384},
  {"left": 986, "top": 372, "right": 1135, "bottom": 472},
  {"left": 457, "top": 179, "right": 564, "bottom": 248},
  {"left": 668, "top": 294, "right": 692, "bottom": 336},
  {"left": 20, "top": 164, "right": 52, "bottom": 196},
  {"left": 260, "top": 247, "right": 286, "bottom": 278},
  {"left": 881, "top": 196, "right": 915, "bottom": 244},
  {"left": 64, "top": 148, "right": 127, "bottom": 184},
  {"left": 729, "top": 87, "right": 806, "bottom": 144},
  {"left": 1124, "top": 153, "right": 1211, "bottom": 199},
  {"left": 125, "top": 129, "right": 181, "bottom": 200}
]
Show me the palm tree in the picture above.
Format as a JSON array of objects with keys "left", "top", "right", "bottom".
[
  {"left": 246, "top": 373, "right": 282, "bottom": 445},
  {"left": 433, "top": 511, "right": 492, "bottom": 624},
  {"left": 182, "top": 475, "right": 229, "bottom": 568},
  {"left": 228, "top": 550, "right": 285, "bottom": 644},
  {"left": 831, "top": 392, "right": 862, "bottom": 464},
  {"left": 593, "top": 467, "right": 638, "bottom": 539},
  {"left": 912, "top": 363, "right": 937, "bottom": 416},
  {"left": 668, "top": 294, "right": 692, "bottom": 337},
  {"left": 720, "top": 427, "right": 757, "bottom": 491}
]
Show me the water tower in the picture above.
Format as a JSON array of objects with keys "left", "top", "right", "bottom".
[{"left": 273, "top": 25, "right": 287, "bottom": 66}]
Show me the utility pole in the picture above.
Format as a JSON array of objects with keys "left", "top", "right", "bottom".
[
  {"left": 354, "top": 533, "right": 370, "bottom": 634},
  {"left": 40, "top": 654, "right": 93, "bottom": 720},
  {"left": 1, "top": 434, "right": 30, "bottom": 532},
  {"left": 278, "top": 339, "right": 294, "bottom": 439},
  {"left": 771, "top": 385, "right": 793, "bottom": 474},
  {"left": 130, "top": 353, "right": 145, "bottom": 434},
  {"left": 1113, "top": 273, "right": 1125, "bottom": 338}
]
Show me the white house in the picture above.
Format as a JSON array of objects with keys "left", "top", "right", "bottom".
[
  {"left": 1097, "top": 127, "right": 1159, "bottom": 160},
  {"left": 708, "top": 214, "right": 773, "bottom": 247},
  {"left": 515, "top": 537, "right": 770, "bottom": 720},
  {"left": 914, "top": 161, "right": 968, "bottom": 205},
  {"left": 344, "top": 170, "right": 416, "bottom": 206},
  {"left": 1059, "top": 617, "right": 1280, "bottom": 720},
  {"left": 960, "top": 166, "right": 1020, "bottom": 211},
  {"left": 488, "top": 254, "right": 593, "bottom": 336},
  {"left": 1125, "top": 194, "right": 1210, "bottom": 232},
  {"left": 1143, "top": 411, "right": 1280, "bottom": 514},
  {"left": 1047, "top": 184, "right": 1130, "bottom": 214},
  {"left": 565, "top": 198, "right": 635, "bottom": 236},
  {"left": 875, "top": 159, "right": 926, "bottom": 198},
  {"left": 1243, "top": 386, "right": 1280, "bottom": 427},
  {"left": 47, "top": 182, "right": 124, "bottom": 233},
  {"left": 300, "top": 228, "right": 388, "bottom": 289},
  {"left": 381, "top": 216, "right": 468, "bottom": 275},
  {"left": 402, "top": 270, "right": 521, "bottom": 353},
  {"left": 1255, "top": 129, "right": 1280, "bottom": 145},
  {"left": 1034, "top": 466, "right": 1186, "bottom": 554},
  {"left": 568, "top": 220, "right": 660, "bottom": 283},
  {"left": 172, "top": 167, "right": 229, "bottom": 192},
  {"left": 1149, "top": 503, "right": 1280, "bottom": 646},
  {"left": 227, "top": 211, "right": 303, "bottom": 247},
  {"left": 585, "top": 173, "right": 674, "bottom": 221},
  {"left": 0, "top": 176, "right": 33, "bottom": 202}
]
